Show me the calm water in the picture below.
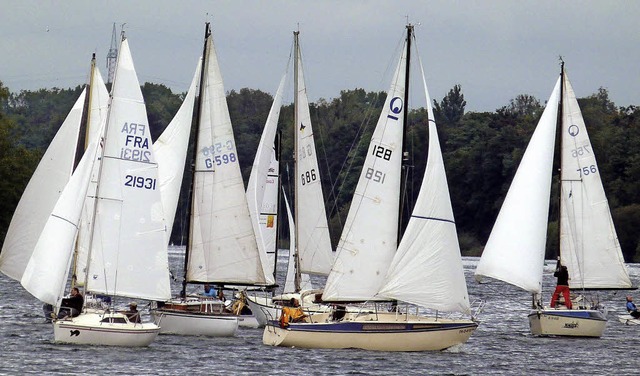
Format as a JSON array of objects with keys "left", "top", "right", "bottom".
[{"left": 1, "top": 251, "right": 638, "bottom": 375}]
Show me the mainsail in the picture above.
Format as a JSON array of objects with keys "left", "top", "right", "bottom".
[
  {"left": 559, "top": 72, "right": 632, "bottom": 289},
  {"left": 322, "top": 37, "right": 407, "bottom": 302},
  {"left": 84, "top": 38, "right": 171, "bottom": 301}
]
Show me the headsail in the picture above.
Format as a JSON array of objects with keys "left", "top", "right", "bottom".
[
  {"left": 378, "top": 54, "right": 470, "bottom": 314},
  {"left": 322, "top": 38, "right": 407, "bottom": 302},
  {"left": 246, "top": 73, "right": 287, "bottom": 286},
  {"left": 0, "top": 90, "right": 86, "bottom": 282},
  {"left": 559, "top": 71, "right": 632, "bottom": 289},
  {"left": 21, "top": 142, "right": 99, "bottom": 305},
  {"left": 154, "top": 58, "right": 201, "bottom": 243},
  {"left": 475, "top": 78, "right": 561, "bottom": 294}
]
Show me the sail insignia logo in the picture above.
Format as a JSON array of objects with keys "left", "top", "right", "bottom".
[{"left": 387, "top": 97, "right": 404, "bottom": 121}]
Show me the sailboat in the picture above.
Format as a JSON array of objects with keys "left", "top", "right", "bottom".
[
  {"left": 262, "top": 24, "right": 478, "bottom": 351},
  {"left": 151, "top": 22, "right": 270, "bottom": 335},
  {"left": 245, "top": 30, "right": 335, "bottom": 326},
  {"left": 475, "top": 61, "right": 632, "bottom": 337},
  {"left": 18, "top": 35, "right": 172, "bottom": 346}
]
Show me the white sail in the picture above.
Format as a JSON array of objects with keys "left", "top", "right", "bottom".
[
  {"left": 186, "top": 30, "right": 265, "bottom": 284},
  {"left": 85, "top": 38, "right": 171, "bottom": 301},
  {"left": 21, "top": 142, "right": 98, "bottom": 305},
  {"left": 0, "top": 89, "right": 86, "bottom": 282},
  {"left": 283, "top": 190, "right": 312, "bottom": 293},
  {"left": 378, "top": 58, "right": 470, "bottom": 314},
  {"left": 246, "top": 73, "right": 287, "bottom": 286},
  {"left": 154, "top": 58, "right": 201, "bottom": 243},
  {"left": 293, "top": 41, "right": 334, "bottom": 276},
  {"left": 475, "top": 78, "right": 561, "bottom": 294},
  {"left": 559, "top": 73, "right": 632, "bottom": 289},
  {"left": 322, "top": 41, "right": 407, "bottom": 302},
  {"left": 74, "top": 66, "right": 111, "bottom": 285}
]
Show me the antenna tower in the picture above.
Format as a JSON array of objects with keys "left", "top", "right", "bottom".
[{"left": 106, "top": 23, "right": 118, "bottom": 84}]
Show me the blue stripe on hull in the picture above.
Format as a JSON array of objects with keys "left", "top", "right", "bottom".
[{"left": 266, "top": 320, "right": 478, "bottom": 334}]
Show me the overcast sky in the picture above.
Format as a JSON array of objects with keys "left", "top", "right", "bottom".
[{"left": 1, "top": 1, "right": 638, "bottom": 112}]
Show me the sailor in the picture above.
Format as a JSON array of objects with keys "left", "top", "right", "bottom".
[{"left": 550, "top": 258, "right": 572, "bottom": 309}]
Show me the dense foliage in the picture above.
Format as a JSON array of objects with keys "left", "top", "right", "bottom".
[{"left": 1, "top": 81, "right": 639, "bottom": 262}]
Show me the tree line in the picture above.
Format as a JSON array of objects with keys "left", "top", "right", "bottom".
[{"left": 1, "top": 81, "right": 639, "bottom": 262}]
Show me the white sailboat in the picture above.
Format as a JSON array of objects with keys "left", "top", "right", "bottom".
[
  {"left": 151, "top": 22, "right": 270, "bottom": 335},
  {"left": 245, "top": 30, "right": 335, "bottom": 326},
  {"left": 262, "top": 24, "right": 478, "bottom": 352},
  {"left": 475, "top": 61, "right": 632, "bottom": 337},
  {"left": 20, "top": 36, "right": 172, "bottom": 346}
]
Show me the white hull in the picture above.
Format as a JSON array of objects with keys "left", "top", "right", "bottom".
[
  {"left": 528, "top": 308, "right": 607, "bottom": 337},
  {"left": 53, "top": 312, "right": 159, "bottom": 347},
  {"left": 238, "top": 314, "right": 260, "bottom": 328},
  {"left": 618, "top": 314, "right": 640, "bottom": 326},
  {"left": 262, "top": 312, "right": 477, "bottom": 351},
  {"left": 245, "top": 290, "right": 338, "bottom": 328},
  {"left": 151, "top": 309, "right": 238, "bottom": 336}
]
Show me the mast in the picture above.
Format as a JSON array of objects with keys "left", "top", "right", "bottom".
[
  {"left": 181, "top": 22, "right": 210, "bottom": 299},
  {"left": 70, "top": 54, "right": 96, "bottom": 291},
  {"left": 397, "top": 24, "right": 412, "bottom": 244},
  {"left": 557, "top": 59, "right": 565, "bottom": 261},
  {"left": 273, "top": 131, "right": 283, "bottom": 284},
  {"left": 293, "top": 30, "right": 301, "bottom": 292}
]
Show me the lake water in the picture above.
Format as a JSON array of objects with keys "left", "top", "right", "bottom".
[{"left": 1, "top": 250, "right": 638, "bottom": 375}]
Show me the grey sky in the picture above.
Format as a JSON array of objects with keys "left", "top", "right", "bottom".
[{"left": 1, "top": 1, "right": 638, "bottom": 112}]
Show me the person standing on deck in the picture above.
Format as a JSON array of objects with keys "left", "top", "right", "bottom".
[{"left": 550, "top": 258, "right": 572, "bottom": 309}]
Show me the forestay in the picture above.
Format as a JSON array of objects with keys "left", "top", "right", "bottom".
[
  {"left": 475, "top": 78, "right": 561, "bottom": 294},
  {"left": 559, "top": 73, "right": 632, "bottom": 289}
]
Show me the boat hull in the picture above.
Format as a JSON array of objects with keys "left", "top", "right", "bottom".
[
  {"left": 262, "top": 313, "right": 477, "bottom": 351},
  {"left": 528, "top": 308, "right": 607, "bottom": 337},
  {"left": 617, "top": 314, "right": 640, "bottom": 326},
  {"left": 53, "top": 312, "right": 159, "bottom": 347},
  {"left": 151, "top": 309, "right": 238, "bottom": 336}
]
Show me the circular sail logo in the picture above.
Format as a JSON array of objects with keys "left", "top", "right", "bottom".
[
  {"left": 568, "top": 124, "right": 580, "bottom": 137},
  {"left": 390, "top": 97, "right": 403, "bottom": 115}
]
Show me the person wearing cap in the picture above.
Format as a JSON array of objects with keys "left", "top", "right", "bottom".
[
  {"left": 626, "top": 296, "right": 640, "bottom": 319},
  {"left": 124, "top": 302, "right": 141, "bottom": 323}
]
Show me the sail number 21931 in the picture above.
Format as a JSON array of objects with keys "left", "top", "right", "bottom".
[{"left": 124, "top": 175, "right": 157, "bottom": 190}]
